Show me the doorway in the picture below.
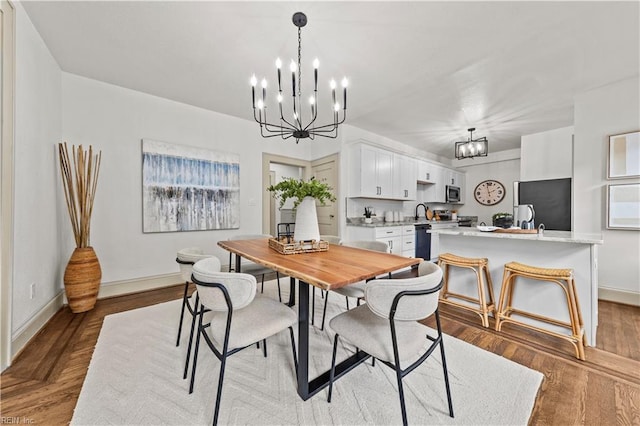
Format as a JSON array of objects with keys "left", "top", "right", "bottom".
[{"left": 261, "top": 154, "right": 310, "bottom": 236}]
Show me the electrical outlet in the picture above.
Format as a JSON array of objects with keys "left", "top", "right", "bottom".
[{"left": 30, "top": 283, "right": 36, "bottom": 299}]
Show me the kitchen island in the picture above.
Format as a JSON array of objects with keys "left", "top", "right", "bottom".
[{"left": 431, "top": 228, "right": 603, "bottom": 345}]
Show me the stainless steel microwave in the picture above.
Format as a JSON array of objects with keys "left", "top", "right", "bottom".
[{"left": 446, "top": 185, "right": 460, "bottom": 203}]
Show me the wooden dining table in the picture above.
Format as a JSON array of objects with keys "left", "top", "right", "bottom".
[{"left": 217, "top": 238, "right": 421, "bottom": 401}]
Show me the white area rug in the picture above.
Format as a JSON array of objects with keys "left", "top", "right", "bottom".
[{"left": 72, "top": 282, "right": 543, "bottom": 425}]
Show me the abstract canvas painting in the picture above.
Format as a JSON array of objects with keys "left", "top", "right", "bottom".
[{"left": 142, "top": 139, "right": 240, "bottom": 232}]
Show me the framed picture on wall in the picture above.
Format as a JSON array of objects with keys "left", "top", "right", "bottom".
[
  {"left": 142, "top": 139, "right": 240, "bottom": 233},
  {"left": 607, "top": 183, "right": 640, "bottom": 230},
  {"left": 607, "top": 130, "right": 640, "bottom": 179}
]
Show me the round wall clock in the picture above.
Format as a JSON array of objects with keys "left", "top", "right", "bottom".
[{"left": 474, "top": 180, "right": 506, "bottom": 206}]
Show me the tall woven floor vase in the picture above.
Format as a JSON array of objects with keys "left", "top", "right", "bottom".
[{"left": 64, "top": 247, "right": 102, "bottom": 313}]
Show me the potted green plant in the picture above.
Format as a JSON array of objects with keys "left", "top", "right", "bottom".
[
  {"left": 267, "top": 177, "right": 336, "bottom": 243},
  {"left": 364, "top": 207, "right": 373, "bottom": 223},
  {"left": 492, "top": 212, "right": 513, "bottom": 228}
]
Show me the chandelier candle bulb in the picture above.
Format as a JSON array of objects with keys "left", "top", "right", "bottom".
[
  {"left": 342, "top": 77, "right": 348, "bottom": 110},
  {"left": 313, "top": 58, "right": 319, "bottom": 90},
  {"left": 276, "top": 58, "right": 282, "bottom": 90}
]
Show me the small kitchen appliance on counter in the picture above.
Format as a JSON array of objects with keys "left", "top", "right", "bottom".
[{"left": 516, "top": 204, "right": 535, "bottom": 229}]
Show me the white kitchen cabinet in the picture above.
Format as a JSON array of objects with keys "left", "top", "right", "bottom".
[
  {"left": 423, "top": 164, "right": 446, "bottom": 203},
  {"left": 349, "top": 144, "right": 393, "bottom": 199},
  {"left": 417, "top": 160, "right": 437, "bottom": 183},
  {"left": 401, "top": 225, "right": 415, "bottom": 258},
  {"left": 346, "top": 225, "right": 415, "bottom": 258},
  {"left": 392, "top": 153, "right": 417, "bottom": 200}
]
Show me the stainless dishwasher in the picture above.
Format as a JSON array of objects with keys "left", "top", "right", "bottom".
[{"left": 414, "top": 223, "right": 431, "bottom": 260}]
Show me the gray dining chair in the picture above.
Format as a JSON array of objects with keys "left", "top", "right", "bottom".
[
  {"left": 319, "top": 240, "right": 389, "bottom": 331},
  {"left": 228, "top": 234, "right": 282, "bottom": 302},
  {"left": 188, "top": 257, "right": 298, "bottom": 425},
  {"left": 327, "top": 261, "right": 453, "bottom": 426},
  {"left": 175, "top": 247, "right": 216, "bottom": 347}
]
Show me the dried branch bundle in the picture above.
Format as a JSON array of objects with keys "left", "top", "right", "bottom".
[{"left": 58, "top": 142, "right": 102, "bottom": 248}]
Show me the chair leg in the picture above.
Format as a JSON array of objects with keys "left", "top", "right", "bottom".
[
  {"left": 262, "top": 339, "right": 267, "bottom": 358},
  {"left": 394, "top": 361, "right": 408, "bottom": 426},
  {"left": 261, "top": 274, "right": 265, "bottom": 293},
  {"left": 276, "top": 272, "right": 282, "bottom": 303},
  {"left": 176, "top": 281, "right": 189, "bottom": 347},
  {"left": 435, "top": 309, "right": 454, "bottom": 418},
  {"left": 212, "top": 351, "right": 228, "bottom": 426},
  {"left": 321, "top": 291, "right": 330, "bottom": 331},
  {"left": 346, "top": 297, "right": 350, "bottom": 310},
  {"left": 288, "top": 327, "right": 298, "bottom": 381},
  {"left": 327, "top": 333, "right": 340, "bottom": 403},
  {"left": 183, "top": 295, "right": 200, "bottom": 379},
  {"left": 189, "top": 312, "right": 204, "bottom": 394}
]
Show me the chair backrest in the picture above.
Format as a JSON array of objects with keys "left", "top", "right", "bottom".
[
  {"left": 365, "top": 261, "right": 443, "bottom": 321},
  {"left": 192, "top": 258, "right": 256, "bottom": 311},
  {"left": 176, "top": 247, "right": 217, "bottom": 282},
  {"left": 320, "top": 235, "right": 341, "bottom": 244},
  {"left": 341, "top": 240, "right": 389, "bottom": 253}
]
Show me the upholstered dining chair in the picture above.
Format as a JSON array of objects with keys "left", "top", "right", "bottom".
[
  {"left": 228, "top": 234, "right": 282, "bottom": 302},
  {"left": 327, "top": 261, "right": 453, "bottom": 426},
  {"left": 175, "top": 248, "right": 216, "bottom": 347},
  {"left": 319, "top": 240, "right": 389, "bottom": 331},
  {"left": 188, "top": 258, "right": 298, "bottom": 426}
]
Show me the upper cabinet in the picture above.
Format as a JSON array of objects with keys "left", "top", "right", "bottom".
[
  {"left": 417, "top": 160, "right": 437, "bottom": 183},
  {"left": 349, "top": 144, "right": 416, "bottom": 200},
  {"left": 419, "top": 162, "right": 466, "bottom": 204},
  {"left": 392, "top": 153, "right": 417, "bottom": 200},
  {"left": 349, "top": 144, "right": 394, "bottom": 199}
]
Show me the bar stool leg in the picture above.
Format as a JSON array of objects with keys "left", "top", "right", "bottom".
[
  {"left": 475, "top": 268, "right": 489, "bottom": 328},
  {"left": 495, "top": 269, "right": 512, "bottom": 332}
]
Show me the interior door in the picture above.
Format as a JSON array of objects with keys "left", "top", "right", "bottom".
[{"left": 312, "top": 154, "right": 339, "bottom": 236}]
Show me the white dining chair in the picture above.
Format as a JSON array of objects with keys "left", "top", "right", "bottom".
[
  {"left": 319, "top": 240, "right": 389, "bottom": 330},
  {"left": 228, "top": 234, "right": 282, "bottom": 302},
  {"left": 188, "top": 257, "right": 298, "bottom": 425},
  {"left": 327, "top": 261, "right": 453, "bottom": 426},
  {"left": 175, "top": 248, "right": 216, "bottom": 347}
]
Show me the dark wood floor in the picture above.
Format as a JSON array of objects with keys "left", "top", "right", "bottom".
[{"left": 1, "top": 281, "right": 639, "bottom": 425}]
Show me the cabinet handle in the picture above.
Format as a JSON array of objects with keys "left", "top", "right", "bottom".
[
  {"left": 404, "top": 189, "right": 408, "bottom": 197},
  {"left": 390, "top": 240, "right": 393, "bottom": 249},
  {"left": 426, "top": 172, "right": 430, "bottom": 180},
  {"left": 451, "top": 178, "right": 454, "bottom": 185}
]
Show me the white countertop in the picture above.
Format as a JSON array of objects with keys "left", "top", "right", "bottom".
[{"left": 431, "top": 228, "right": 603, "bottom": 245}]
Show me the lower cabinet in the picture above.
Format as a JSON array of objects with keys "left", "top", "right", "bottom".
[{"left": 346, "top": 225, "right": 415, "bottom": 258}]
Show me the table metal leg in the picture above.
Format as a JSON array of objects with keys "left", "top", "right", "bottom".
[
  {"left": 235, "top": 255, "right": 241, "bottom": 273},
  {"left": 296, "top": 280, "right": 370, "bottom": 401},
  {"left": 288, "top": 277, "right": 296, "bottom": 307}
]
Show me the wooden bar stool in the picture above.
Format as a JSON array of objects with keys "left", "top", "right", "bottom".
[
  {"left": 495, "top": 261, "right": 586, "bottom": 360},
  {"left": 438, "top": 253, "right": 495, "bottom": 328}
]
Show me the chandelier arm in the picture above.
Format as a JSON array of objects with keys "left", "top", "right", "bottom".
[{"left": 305, "top": 111, "right": 347, "bottom": 132}]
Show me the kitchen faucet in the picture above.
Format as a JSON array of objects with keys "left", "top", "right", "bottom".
[{"left": 415, "top": 203, "right": 428, "bottom": 220}]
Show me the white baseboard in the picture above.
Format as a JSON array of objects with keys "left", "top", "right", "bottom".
[
  {"left": 97, "top": 272, "right": 183, "bottom": 299},
  {"left": 598, "top": 286, "right": 640, "bottom": 306},
  {"left": 10, "top": 269, "right": 234, "bottom": 362},
  {"left": 11, "top": 291, "right": 65, "bottom": 359}
]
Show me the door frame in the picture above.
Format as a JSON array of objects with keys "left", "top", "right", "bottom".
[
  {"left": 261, "top": 153, "right": 310, "bottom": 235},
  {"left": 1, "top": 0, "right": 15, "bottom": 371}
]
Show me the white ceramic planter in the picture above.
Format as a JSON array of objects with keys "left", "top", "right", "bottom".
[{"left": 294, "top": 196, "right": 320, "bottom": 244}]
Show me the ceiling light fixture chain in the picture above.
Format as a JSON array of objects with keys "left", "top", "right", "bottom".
[{"left": 250, "top": 12, "right": 348, "bottom": 143}]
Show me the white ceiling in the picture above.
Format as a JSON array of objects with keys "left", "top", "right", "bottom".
[{"left": 23, "top": 1, "right": 640, "bottom": 159}]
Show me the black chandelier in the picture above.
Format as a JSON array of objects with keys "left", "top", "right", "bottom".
[
  {"left": 250, "top": 12, "right": 348, "bottom": 143},
  {"left": 454, "top": 128, "right": 488, "bottom": 159}
]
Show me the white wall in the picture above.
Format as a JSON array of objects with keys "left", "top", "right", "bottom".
[
  {"left": 61, "top": 73, "right": 311, "bottom": 284},
  {"left": 12, "top": 2, "right": 62, "bottom": 335},
  {"left": 520, "top": 126, "right": 574, "bottom": 181},
  {"left": 574, "top": 76, "right": 640, "bottom": 300},
  {"left": 456, "top": 150, "right": 521, "bottom": 225}
]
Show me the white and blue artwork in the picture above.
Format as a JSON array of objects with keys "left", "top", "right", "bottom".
[{"left": 142, "top": 139, "right": 240, "bottom": 233}]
